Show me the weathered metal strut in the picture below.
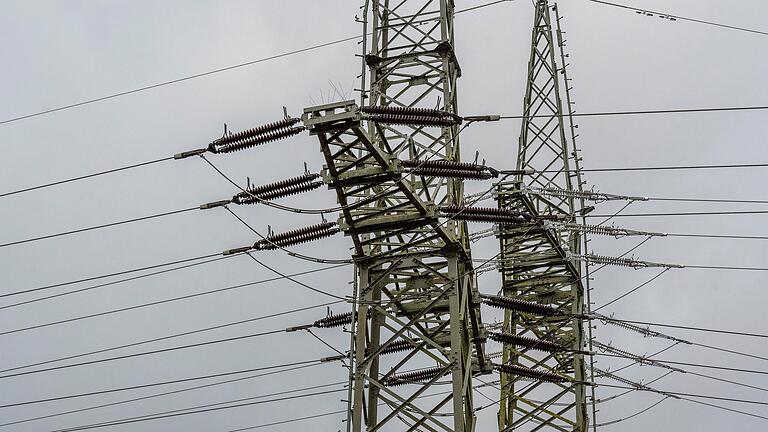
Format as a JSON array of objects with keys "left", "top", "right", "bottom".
[{"left": 302, "top": 1, "right": 488, "bottom": 431}]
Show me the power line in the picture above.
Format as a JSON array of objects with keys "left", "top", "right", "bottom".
[
  {"left": 53, "top": 387, "right": 346, "bottom": 432},
  {"left": 666, "top": 233, "right": 768, "bottom": 241},
  {"left": 0, "top": 300, "right": 341, "bottom": 374},
  {"left": 222, "top": 207, "right": 348, "bottom": 298},
  {"left": 199, "top": 154, "right": 346, "bottom": 215},
  {"left": 0, "top": 264, "right": 346, "bottom": 336},
  {"left": 0, "top": 38, "right": 359, "bottom": 128},
  {"left": 594, "top": 268, "right": 670, "bottom": 311},
  {"left": 596, "top": 373, "right": 768, "bottom": 423},
  {"left": 596, "top": 383, "right": 768, "bottom": 407},
  {"left": 564, "top": 162, "right": 768, "bottom": 173},
  {"left": 4, "top": 196, "right": 767, "bottom": 254},
  {"left": 223, "top": 381, "right": 499, "bottom": 432},
  {"left": 225, "top": 410, "right": 345, "bottom": 432},
  {"left": 596, "top": 353, "right": 768, "bottom": 376},
  {"left": 60, "top": 376, "right": 498, "bottom": 432},
  {"left": 0, "top": 363, "right": 324, "bottom": 427},
  {"left": 0, "top": 4, "right": 513, "bottom": 205},
  {"left": 0, "top": 0, "right": 509, "bottom": 129},
  {"left": 0, "top": 255, "right": 234, "bottom": 311},
  {"left": 243, "top": 251, "right": 346, "bottom": 300},
  {"left": 0, "top": 156, "right": 174, "bottom": 199},
  {"left": 0, "top": 328, "right": 285, "bottom": 380},
  {"left": 587, "top": 210, "right": 768, "bottom": 218},
  {"left": 57, "top": 382, "right": 347, "bottom": 432},
  {"left": 0, "top": 359, "right": 319, "bottom": 409},
  {"left": 595, "top": 341, "right": 768, "bottom": 394},
  {"left": 585, "top": 0, "right": 768, "bottom": 37},
  {"left": 648, "top": 197, "right": 768, "bottom": 205},
  {"left": 604, "top": 318, "right": 768, "bottom": 339},
  {"left": 0, "top": 251, "right": 230, "bottom": 300},
  {"left": 499, "top": 105, "right": 768, "bottom": 120},
  {"left": 595, "top": 397, "right": 668, "bottom": 428},
  {"left": 600, "top": 316, "right": 768, "bottom": 362},
  {"left": 594, "top": 347, "right": 679, "bottom": 404},
  {"left": 199, "top": 157, "right": 350, "bottom": 265},
  {"left": 5, "top": 159, "right": 768, "bottom": 212},
  {"left": 686, "top": 265, "right": 768, "bottom": 271},
  {"left": 483, "top": 257, "right": 768, "bottom": 272},
  {"left": 0, "top": 206, "right": 198, "bottom": 249}
]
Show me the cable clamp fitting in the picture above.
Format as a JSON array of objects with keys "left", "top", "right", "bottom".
[
  {"left": 463, "top": 114, "right": 501, "bottom": 122},
  {"left": 286, "top": 324, "right": 313, "bottom": 332},
  {"left": 199, "top": 200, "right": 231, "bottom": 210},
  {"left": 174, "top": 148, "right": 208, "bottom": 160}
]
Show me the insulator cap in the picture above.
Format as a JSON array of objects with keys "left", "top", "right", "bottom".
[
  {"left": 495, "top": 364, "right": 567, "bottom": 383},
  {"left": 383, "top": 366, "right": 445, "bottom": 387},
  {"left": 253, "top": 221, "right": 339, "bottom": 250},
  {"left": 488, "top": 332, "right": 565, "bottom": 353},
  {"left": 313, "top": 311, "right": 353, "bottom": 329},
  {"left": 481, "top": 295, "right": 564, "bottom": 316}
]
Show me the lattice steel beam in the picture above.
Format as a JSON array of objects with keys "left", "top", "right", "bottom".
[
  {"left": 302, "top": 1, "right": 488, "bottom": 431},
  {"left": 494, "top": 1, "right": 590, "bottom": 431}
]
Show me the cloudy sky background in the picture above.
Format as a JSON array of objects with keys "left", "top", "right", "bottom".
[{"left": 0, "top": 0, "right": 767, "bottom": 431}]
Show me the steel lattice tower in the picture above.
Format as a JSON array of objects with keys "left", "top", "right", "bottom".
[
  {"left": 494, "top": 1, "right": 590, "bottom": 431},
  {"left": 301, "top": 1, "right": 488, "bottom": 431}
]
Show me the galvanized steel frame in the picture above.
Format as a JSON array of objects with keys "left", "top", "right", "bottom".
[{"left": 302, "top": 1, "right": 487, "bottom": 431}]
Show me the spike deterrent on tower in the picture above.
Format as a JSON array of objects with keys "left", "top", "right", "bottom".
[{"left": 493, "top": 1, "right": 591, "bottom": 431}]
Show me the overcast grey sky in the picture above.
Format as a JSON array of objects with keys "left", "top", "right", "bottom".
[{"left": 0, "top": 1, "right": 767, "bottom": 431}]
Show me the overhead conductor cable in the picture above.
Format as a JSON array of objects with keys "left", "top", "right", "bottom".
[
  {"left": 545, "top": 221, "right": 667, "bottom": 238},
  {"left": 569, "top": 253, "right": 684, "bottom": 269},
  {"left": 199, "top": 173, "right": 324, "bottom": 209}
]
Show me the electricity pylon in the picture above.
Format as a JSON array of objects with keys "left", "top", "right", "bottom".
[
  {"left": 302, "top": 1, "right": 488, "bottom": 431},
  {"left": 493, "top": 1, "right": 591, "bottom": 431}
]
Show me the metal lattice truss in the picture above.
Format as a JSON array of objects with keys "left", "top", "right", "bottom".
[
  {"left": 495, "top": 1, "right": 589, "bottom": 431},
  {"left": 302, "top": 1, "right": 488, "bottom": 431}
]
